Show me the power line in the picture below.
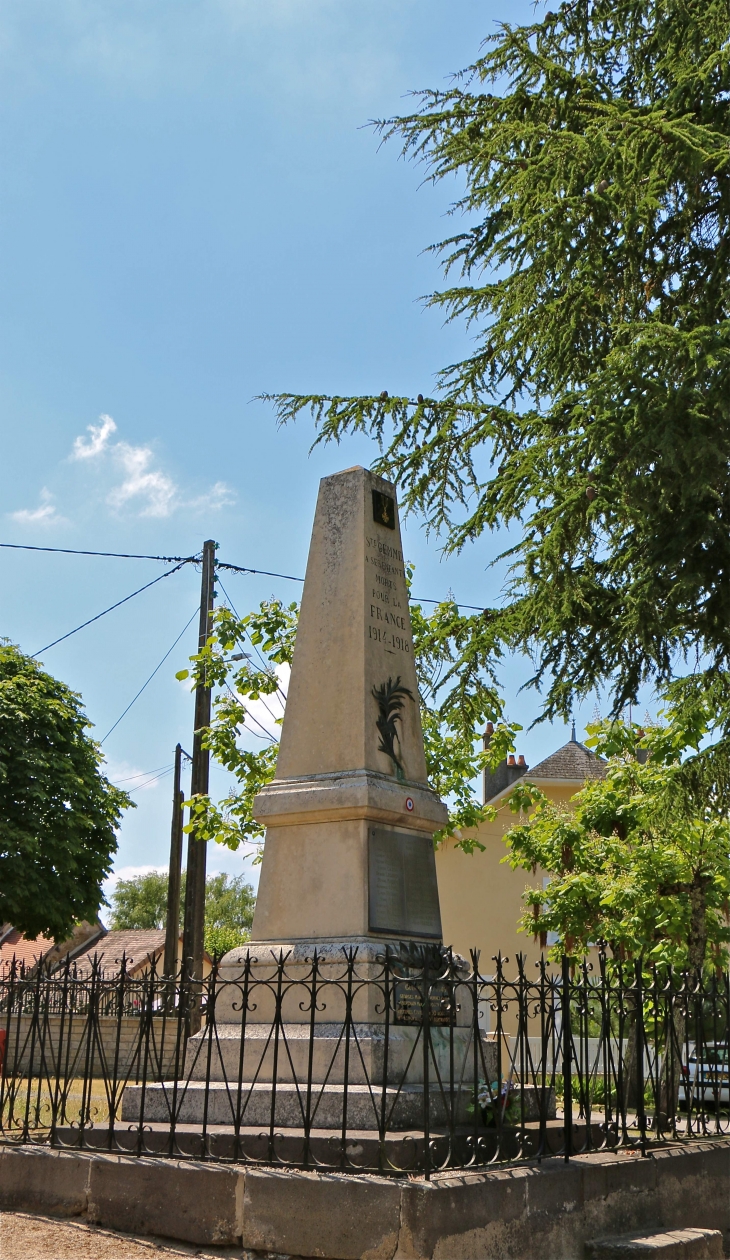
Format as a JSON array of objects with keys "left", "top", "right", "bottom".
[
  {"left": 100, "top": 607, "right": 200, "bottom": 744},
  {"left": 112, "top": 764, "right": 174, "bottom": 784},
  {"left": 218, "top": 560, "right": 485, "bottom": 611},
  {"left": 412, "top": 596, "right": 485, "bottom": 611},
  {"left": 127, "top": 766, "right": 176, "bottom": 794},
  {"left": 3, "top": 539, "right": 485, "bottom": 614},
  {"left": 216, "top": 577, "right": 283, "bottom": 739},
  {"left": 33, "top": 561, "right": 190, "bottom": 656},
  {"left": 111, "top": 750, "right": 192, "bottom": 785},
  {"left": 1, "top": 543, "right": 199, "bottom": 563},
  {"left": 216, "top": 561, "right": 304, "bottom": 582}
]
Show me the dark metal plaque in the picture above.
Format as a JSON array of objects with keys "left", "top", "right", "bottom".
[
  {"left": 368, "top": 828, "right": 442, "bottom": 939},
  {"left": 393, "top": 978, "right": 454, "bottom": 1027},
  {"left": 372, "top": 489, "right": 396, "bottom": 530}
]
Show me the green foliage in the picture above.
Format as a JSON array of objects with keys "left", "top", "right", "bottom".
[
  {"left": 0, "top": 641, "right": 131, "bottom": 942},
  {"left": 504, "top": 703, "right": 730, "bottom": 973},
  {"left": 181, "top": 592, "right": 520, "bottom": 856},
  {"left": 109, "top": 869, "right": 255, "bottom": 953},
  {"left": 202, "top": 873, "right": 254, "bottom": 956},
  {"left": 203, "top": 872, "right": 256, "bottom": 933},
  {"left": 408, "top": 587, "right": 518, "bottom": 849},
  {"left": 181, "top": 601, "right": 296, "bottom": 855},
  {"left": 552, "top": 1073, "right": 654, "bottom": 1111},
  {"left": 110, "top": 870, "right": 168, "bottom": 930},
  {"left": 204, "top": 924, "right": 250, "bottom": 958},
  {"left": 264, "top": 0, "right": 730, "bottom": 726}
]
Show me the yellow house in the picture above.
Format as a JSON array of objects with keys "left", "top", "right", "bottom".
[{"left": 435, "top": 732, "right": 606, "bottom": 979}]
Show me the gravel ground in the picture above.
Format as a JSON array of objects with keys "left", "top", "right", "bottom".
[{"left": 0, "top": 1213, "right": 276, "bottom": 1259}]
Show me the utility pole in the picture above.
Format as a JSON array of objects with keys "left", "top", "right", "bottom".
[
  {"left": 163, "top": 743, "right": 186, "bottom": 981},
  {"left": 182, "top": 539, "right": 216, "bottom": 1030}
]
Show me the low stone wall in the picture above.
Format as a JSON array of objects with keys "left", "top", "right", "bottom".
[
  {"left": 0, "top": 1140, "right": 727, "bottom": 1258},
  {"left": 2, "top": 1016, "right": 181, "bottom": 1080}
]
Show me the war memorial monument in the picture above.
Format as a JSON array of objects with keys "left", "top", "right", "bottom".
[{"left": 131, "top": 464, "right": 484, "bottom": 1131}]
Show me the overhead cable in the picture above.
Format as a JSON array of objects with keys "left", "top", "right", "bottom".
[
  {"left": 110, "top": 750, "right": 192, "bottom": 785},
  {"left": 112, "top": 764, "right": 175, "bottom": 784},
  {"left": 2, "top": 540, "right": 485, "bottom": 614},
  {"left": 216, "top": 576, "right": 284, "bottom": 737},
  {"left": 1, "top": 543, "right": 199, "bottom": 563},
  {"left": 127, "top": 766, "right": 177, "bottom": 794},
  {"left": 100, "top": 606, "right": 200, "bottom": 744},
  {"left": 216, "top": 561, "right": 304, "bottom": 583},
  {"left": 218, "top": 559, "right": 485, "bottom": 612},
  {"left": 33, "top": 561, "right": 190, "bottom": 656}
]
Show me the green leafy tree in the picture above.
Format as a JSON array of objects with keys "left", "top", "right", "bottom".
[
  {"left": 109, "top": 871, "right": 169, "bottom": 930},
  {"left": 109, "top": 869, "right": 255, "bottom": 956},
  {"left": 505, "top": 702, "right": 730, "bottom": 1114},
  {"left": 178, "top": 593, "right": 519, "bottom": 858},
  {"left": 203, "top": 872, "right": 256, "bottom": 956},
  {"left": 266, "top": 0, "right": 730, "bottom": 731},
  {"left": 0, "top": 641, "right": 131, "bottom": 941},
  {"left": 505, "top": 712, "right": 730, "bottom": 976}
]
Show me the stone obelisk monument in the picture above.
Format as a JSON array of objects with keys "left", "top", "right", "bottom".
[
  {"left": 250, "top": 465, "right": 447, "bottom": 952},
  {"left": 132, "top": 467, "right": 481, "bottom": 1130}
]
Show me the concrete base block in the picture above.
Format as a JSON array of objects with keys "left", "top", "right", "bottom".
[
  {"left": 0, "top": 1139, "right": 728, "bottom": 1258},
  {"left": 0, "top": 1146, "right": 89, "bottom": 1217},
  {"left": 586, "top": 1228, "right": 724, "bottom": 1258},
  {"left": 242, "top": 1167, "right": 402, "bottom": 1260},
  {"left": 86, "top": 1154, "right": 242, "bottom": 1246}
]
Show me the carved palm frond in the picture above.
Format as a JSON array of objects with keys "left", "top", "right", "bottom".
[{"left": 372, "top": 676, "right": 414, "bottom": 775}]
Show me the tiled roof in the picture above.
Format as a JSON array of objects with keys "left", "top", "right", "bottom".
[
  {"left": 0, "top": 931, "right": 55, "bottom": 975},
  {"left": 0, "top": 921, "right": 105, "bottom": 976},
  {"left": 72, "top": 929, "right": 167, "bottom": 977},
  {"left": 527, "top": 740, "right": 607, "bottom": 781}
]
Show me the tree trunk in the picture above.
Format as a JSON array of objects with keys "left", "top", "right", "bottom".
[
  {"left": 617, "top": 992, "right": 642, "bottom": 1115},
  {"left": 657, "top": 877, "right": 707, "bottom": 1125}
]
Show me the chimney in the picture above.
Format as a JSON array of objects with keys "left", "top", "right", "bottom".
[{"left": 483, "top": 748, "right": 529, "bottom": 804}]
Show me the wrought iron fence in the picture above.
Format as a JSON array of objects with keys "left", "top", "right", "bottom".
[{"left": 0, "top": 946, "right": 727, "bottom": 1177}]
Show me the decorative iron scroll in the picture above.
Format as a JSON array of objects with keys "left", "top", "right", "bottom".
[{"left": 0, "top": 948, "right": 727, "bottom": 1179}]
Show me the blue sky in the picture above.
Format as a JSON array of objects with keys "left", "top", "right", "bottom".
[{"left": 0, "top": 0, "right": 613, "bottom": 906}]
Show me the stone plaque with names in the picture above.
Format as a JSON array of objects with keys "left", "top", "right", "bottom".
[{"left": 368, "top": 827, "right": 442, "bottom": 940}]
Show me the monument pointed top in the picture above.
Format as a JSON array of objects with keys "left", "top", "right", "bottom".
[{"left": 275, "top": 466, "right": 428, "bottom": 785}]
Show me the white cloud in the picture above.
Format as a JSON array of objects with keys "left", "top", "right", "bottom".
[
  {"left": 9, "top": 487, "right": 68, "bottom": 528},
  {"left": 107, "top": 441, "right": 177, "bottom": 518},
  {"left": 105, "top": 864, "right": 168, "bottom": 890},
  {"left": 72, "top": 413, "right": 117, "bottom": 460},
  {"left": 68, "top": 413, "right": 235, "bottom": 519},
  {"left": 189, "top": 481, "right": 237, "bottom": 512},
  {"left": 101, "top": 864, "right": 168, "bottom": 924}
]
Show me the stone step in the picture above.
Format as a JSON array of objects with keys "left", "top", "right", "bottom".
[
  {"left": 586, "top": 1229, "right": 724, "bottom": 1259},
  {"left": 183, "top": 1020, "right": 497, "bottom": 1087},
  {"left": 121, "top": 1079, "right": 476, "bottom": 1130},
  {"left": 57, "top": 1114, "right": 588, "bottom": 1165},
  {"left": 122, "top": 1076, "right": 554, "bottom": 1131}
]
